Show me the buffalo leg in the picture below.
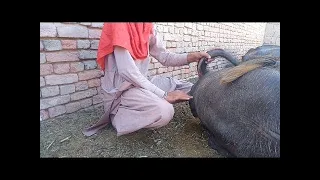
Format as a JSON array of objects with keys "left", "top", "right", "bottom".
[{"left": 208, "top": 133, "right": 234, "bottom": 157}]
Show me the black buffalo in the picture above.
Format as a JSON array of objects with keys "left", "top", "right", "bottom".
[{"left": 189, "top": 45, "right": 280, "bottom": 157}]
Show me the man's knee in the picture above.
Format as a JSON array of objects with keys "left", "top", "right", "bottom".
[{"left": 158, "top": 100, "right": 174, "bottom": 125}]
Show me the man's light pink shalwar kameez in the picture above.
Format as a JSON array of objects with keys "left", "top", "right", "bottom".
[{"left": 83, "top": 30, "right": 193, "bottom": 136}]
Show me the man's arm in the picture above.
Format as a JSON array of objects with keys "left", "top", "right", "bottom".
[
  {"left": 149, "top": 29, "right": 189, "bottom": 67},
  {"left": 114, "top": 46, "right": 165, "bottom": 98},
  {"left": 149, "top": 29, "right": 211, "bottom": 66}
]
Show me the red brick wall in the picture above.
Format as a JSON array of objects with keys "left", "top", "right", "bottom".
[{"left": 40, "top": 22, "right": 267, "bottom": 120}]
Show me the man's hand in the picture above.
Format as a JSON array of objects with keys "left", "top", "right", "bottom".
[
  {"left": 187, "top": 51, "right": 211, "bottom": 64},
  {"left": 165, "top": 90, "right": 193, "bottom": 104}
]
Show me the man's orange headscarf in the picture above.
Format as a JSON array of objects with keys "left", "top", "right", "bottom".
[{"left": 97, "top": 23, "right": 154, "bottom": 70}]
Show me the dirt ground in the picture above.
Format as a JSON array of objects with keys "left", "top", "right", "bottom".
[{"left": 40, "top": 78, "right": 223, "bottom": 158}]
